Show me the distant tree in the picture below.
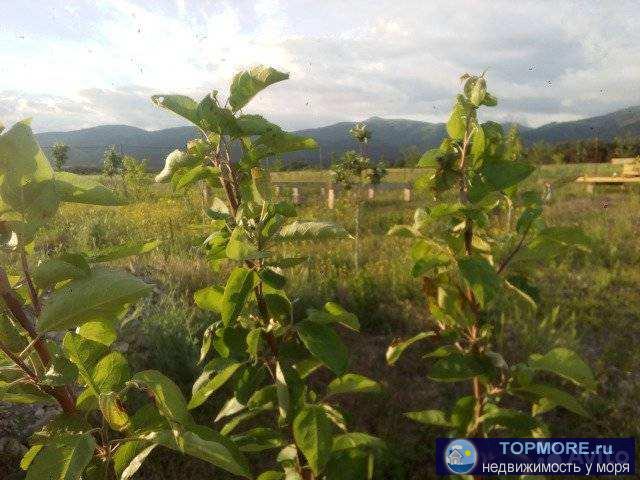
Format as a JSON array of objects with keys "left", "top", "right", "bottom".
[
  {"left": 102, "top": 145, "right": 123, "bottom": 176},
  {"left": 122, "top": 155, "right": 148, "bottom": 199},
  {"left": 52, "top": 142, "right": 69, "bottom": 171}
]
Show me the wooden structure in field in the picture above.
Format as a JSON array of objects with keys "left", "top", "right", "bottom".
[{"left": 576, "top": 157, "right": 640, "bottom": 193}]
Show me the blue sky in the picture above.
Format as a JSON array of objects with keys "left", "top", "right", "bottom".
[{"left": 1, "top": 0, "right": 639, "bottom": 132}]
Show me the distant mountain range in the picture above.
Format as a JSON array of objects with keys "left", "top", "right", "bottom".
[{"left": 35, "top": 106, "right": 640, "bottom": 169}]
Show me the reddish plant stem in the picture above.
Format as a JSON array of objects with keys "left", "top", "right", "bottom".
[
  {"left": 20, "top": 250, "right": 41, "bottom": 315},
  {"left": 0, "top": 267, "right": 77, "bottom": 415}
]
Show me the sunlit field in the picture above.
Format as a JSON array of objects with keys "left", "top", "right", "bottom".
[{"left": 3, "top": 164, "right": 637, "bottom": 479}]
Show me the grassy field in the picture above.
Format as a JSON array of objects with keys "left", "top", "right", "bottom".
[{"left": 3, "top": 164, "right": 639, "bottom": 479}]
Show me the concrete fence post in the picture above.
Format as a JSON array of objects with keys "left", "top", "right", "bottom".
[
  {"left": 327, "top": 188, "right": 335, "bottom": 209},
  {"left": 403, "top": 187, "right": 411, "bottom": 202},
  {"left": 367, "top": 187, "right": 375, "bottom": 200},
  {"left": 292, "top": 187, "right": 301, "bottom": 205}
]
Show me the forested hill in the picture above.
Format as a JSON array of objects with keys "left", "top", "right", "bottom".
[{"left": 35, "top": 106, "right": 640, "bottom": 169}]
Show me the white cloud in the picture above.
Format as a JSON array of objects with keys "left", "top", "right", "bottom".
[{"left": 1, "top": 0, "right": 639, "bottom": 132}]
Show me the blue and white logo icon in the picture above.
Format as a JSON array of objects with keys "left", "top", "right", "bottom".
[{"left": 445, "top": 439, "right": 477, "bottom": 474}]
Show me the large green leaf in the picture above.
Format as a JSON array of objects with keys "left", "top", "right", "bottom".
[
  {"left": 38, "top": 268, "right": 152, "bottom": 332},
  {"left": 62, "top": 333, "right": 108, "bottom": 394},
  {"left": 404, "top": 410, "right": 451, "bottom": 427},
  {"left": 386, "top": 332, "right": 435, "bottom": 366},
  {"left": 296, "top": 321, "right": 348, "bottom": 375},
  {"left": 278, "top": 221, "right": 349, "bottom": 241},
  {"left": 250, "top": 130, "right": 318, "bottom": 161},
  {"left": 188, "top": 361, "right": 242, "bottom": 410},
  {"left": 446, "top": 98, "right": 467, "bottom": 140},
  {"left": 229, "top": 66, "right": 289, "bottom": 111},
  {"left": 516, "top": 383, "right": 589, "bottom": 417},
  {"left": 226, "top": 227, "right": 262, "bottom": 261},
  {"left": 53, "top": 172, "right": 122, "bottom": 206},
  {"left": 293, "top": 405, "right": 333, "bottom": 476},
  {"left": 326, "top": 374, "right": 381, "bottom": 397},
  {"left": 86, "top": 240, "right": 159, "bottom": 263},
  {"left": 457, "top": 255, "right": 502, "bottom": 307},
  {"left": 132, "top": 370, "right": 192, "bottom": 425},
  {"left": 220, "top": 267, "right": 258, "bottom": 326},
  {"left": 305, "top": 302, "right": 359, "bottom": 332},
  {"left": 114, "top": 443, "right": 157, "bottom": 480},
  {"left": 231, "top": 427, "right": 285, "bottom": 452},
  {"left": 25, "top": 433, "right": 96, "bottom": 480},
  {"left": 194, "top": 285, "right": 224, "bottom": 313},
  {"left": 428, "top": 353, "right": 495, "bottom": 382},
  {"left": 528, "top": 348, "right": 595, "bottom": 389},
  {"left": 151, "top": 95, "right": 200, "bottom": 125},
  {"left": 175, "top": 164, "right": 220, "bottom": 190},
  {"left": 0, "top": 119, "right": 59, "bottom": 241},
  {"left": 93, "top": 351, "right": 131, "bottom": 392},
  {"left": 143, "top": 425, "right": 251, "bottom": 478},
  {"left": 32, "top": 254, "right": 90, "bottom": 288}
]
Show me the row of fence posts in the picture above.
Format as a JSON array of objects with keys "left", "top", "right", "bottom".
[{"left": 273, "top": 185, "right": 412, "bottom": 208}]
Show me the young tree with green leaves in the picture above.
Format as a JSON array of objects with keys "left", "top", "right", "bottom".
[
  {"left": 102, "top": 145, "right": 123, "bottom": 177},
  {"left": 152, "top": 66, "right": 388, "bottom": 480},
  {"left": 387, "top": 74, "right": 595, "bottom": 453},
  {"left": 52, "top": 142, "right": 69, "bottom": 171},
  {"left": 0, "top": 120, "right": 256, "bottom": 479}
]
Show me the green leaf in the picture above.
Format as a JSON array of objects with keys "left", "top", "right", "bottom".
[
  {"left": 197, "top": 94, "right": 241, "bottom": 136},
  {"left": 20, "top": 445, "right": 43, "bottom": 470},
  {"left": 151, "top": 95, "right": 200, "bottom": 126},
  {"left": 114, "top": 443, "right": 157, "bottom": 480},
  {"left": 259, "top": 268, "right": 287, "bottom": 290},
  {"left": 32, "top": 254, "right": 90, "bottom": 289},
  {"left": 404, "top": 410, "right": 451, "bottom": 427},
  {"left": 251, "top": 131, "right": 318, "bottom": 161},
  {"left": 220, "top": 267, "right": 258, "bottom": 326},
  {"left": 188, "top": 361, "right": 242, "bottom": 410},
  {"left": 77, "top": 320, "right": 117, "bottom": 346},
  {"left": 62, "top": 333, "right": 108, "bottom": 394},
  {"left": 306, "top": 303, "right": 359, "bottom": 332},
  {"left": 429, "top": 353, "right": 495, "bottom": 382},
  {"left": 226, "top": 227, "right": 262, "bottom": 261},
  {"left": 0, "top": 380, "right": 54, "bottom": 404},
  {"left": 293, "top": 405, "right": 333, "bottom": 476},
  {"left": 98, "top": 392, "right": 130, "bottom": 432},
  {"left": 175, "top": 164, "right": 220, "bottom": 190},
  {"left": 326, "top": 374, "right": 381, "bottom": 397},
  {"left": 257, "top": 472, "right": 284, "bottom": 480},
  {"left": 279, "top": 221, "right": 349, "bottom": 241},
  {"left": 38, "top": 268, "right": 152, "bottom": 332},
  {"left": 194, "top": 285, "right": 224, "bottom": 313},
  {"left": 386, "top": 332, "right": 435, "bottom": 366},
  {"left": 296, "top": 321, "right": 348, "bottom": 375},
  {"left": 457, "top": 255, "right": 502, "bottom": 307},
  {"left": 132, "top": 370, "right": 192, "bottom": 425},
  {"left": 232, "top": 427, "right": 285, "bottom": 452},
  {"left": 0, "top": 119, "right": 59, "bottom": 242},
  {"left": 466, "top": 76, "right": 487, "bottom": 106},
  {"left": 481, "top": 406, "right": 539, "bottom": 434},
  {"left": 93, "top": 351, "right": 131, "bottom": 392},
  {"left": 143, "top": 425, "right": 251, "bottom": 478},
  {"left": 528, "top": 348, "right": 595, "bottom": 389},
  {"left": 86, "top": 240, "right": 159, "bottom": 263},
  {"left": 25, "top": 433, "right": 96, "bottom": 480},
  {"left": 235, "top": 364, "right": 267, "bottom": 404},
  {"left": 516, "top": 383, "right": 589, "bottom": 417},
  {"left": 417, "top": 149, "right": 440, "bottom": 168},
  {"left": 331, "top": 432, "right": 386, "bottom": 453},
  {"left": 237, "top": 114, "right": 280, "bottom": 136},
  {"left": 53, "top": 172, "right": 122, "bottom": 206},
  {"left": 481, "top": 92, "right": 498, "bottom": 107},
  {"left": 446, "top": 99, "right": 467, "bottom": 140},
  {"left": 470, "top": 124, "right": 485, "bottom": 161},
  {"left": 229, "top": 66, "right": 289, "bottom": 111}
]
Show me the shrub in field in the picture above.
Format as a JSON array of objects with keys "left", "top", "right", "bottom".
[
  {"left": 152, "top": 66, "right": 388, "bottom": 479},
  {"left": 103, "top": 145, "right": 123, "bottom": 177},
  {"left": 388, "top": 74, "right": 596, "bottom": 443},
  {"left": 0, "top": 120, "right": 253, "bottom": 478}
]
